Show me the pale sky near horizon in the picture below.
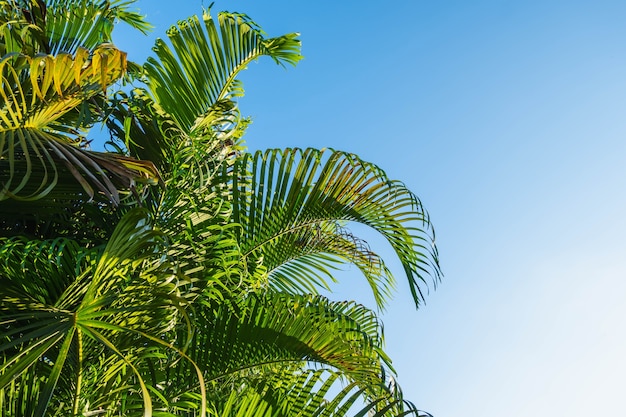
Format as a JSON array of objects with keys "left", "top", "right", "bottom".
[{"left": 112, "top": 1, "right": 626, "bottom": 416}]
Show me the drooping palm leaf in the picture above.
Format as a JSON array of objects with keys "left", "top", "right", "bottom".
[
  {"left": 266, "top": 221, "right": 396, "bottom": 299},
  {"left": 0, "top": 44, "right": 161, "bottom": 202},
  {"left": 213, "top": 368, "right": 427, "bottom": 417},
  {"left": 230, "top": 148, "right": 441, "bottom": 309},
  {"left": 159, "top": 292, "right": 392, "bottom": 410}
]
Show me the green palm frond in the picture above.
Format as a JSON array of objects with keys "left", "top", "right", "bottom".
[
  {"left": 172, "top": 293, "right": 391, "bottom": 400},
  {"left": 0, "top": 209, "right": 192, "bottom": 415},
  {"left": 143, "top": 292, "right": 401, "bottom": 414},
  {"left": 213, "top": 369, "right": 364, "bottom": 417},
  {"left": 230, "top": 148, "right": 441, "bottom": 309},
  {"left": 44, "top": 0, "right": 152, "bottom": 54},
  {"left": 267, "top": 221, "right": 395, "bottom": 301},
  {"left": 207, "top": 368, "right": 428, "bottom": 417},
  {"left": 1, "top": 0, "right": 151, "bottom": 55},
  {"left": 144, "top": 8, "right": 301, "bottom": 132},
  {"left": 104, "top": 7, "right": 301, "bottom": 208}
]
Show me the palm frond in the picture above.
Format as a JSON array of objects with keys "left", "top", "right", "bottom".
[
  {"left": 207, "top": 367, "right": 427, "bottom": 417},
  {"left": 139, "top": 291, "right": 399, "bottom": 414},
  {"left": 144, "top": 8, "right": 302, "bottom": 132},
  {"left": 0, "top": 45, "right": 161, "bottom": 202},
  {"left": 172, "top": 293, "right": 391, "bottom": 399},
  {"left": 2, "top": 0, "right": 151, "bottom": 55},
  {"left": 45, "top": 0, "right": 152, "bottom": 54},
  {"left": 0, "top": 209, "right": 191, "bottom": 415},
  {"left": 230, "top": 148, "right": 441, "bottom": 309}
]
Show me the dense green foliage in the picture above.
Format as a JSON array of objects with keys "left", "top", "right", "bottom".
[{"left": 0, "top": 1, "right": 440, "bottom": 416}]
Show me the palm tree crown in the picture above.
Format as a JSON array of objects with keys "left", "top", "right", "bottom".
[{"left": 0, "top": 1, "right": 440, "bottom": 416}]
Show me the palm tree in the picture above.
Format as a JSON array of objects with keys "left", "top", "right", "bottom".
[{"left": 0, "top": 1, "right": 440, "bottom": 416}]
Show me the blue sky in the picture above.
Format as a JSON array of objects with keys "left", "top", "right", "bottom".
[{"left": 113, "top": 1, "right": 626, "bottom": 415}]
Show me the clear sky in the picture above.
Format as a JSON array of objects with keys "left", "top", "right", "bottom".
[{"left": 113, "top": 1, "right": 626, "bottom": 416}]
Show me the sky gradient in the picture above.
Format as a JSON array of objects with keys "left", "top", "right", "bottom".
[{"left": 112, "top": 1, "right": 626, "bottom": 415}]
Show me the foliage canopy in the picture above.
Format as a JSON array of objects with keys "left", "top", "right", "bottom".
[{"left": 0, "top": 1, "right": 440, "bottom": 416}]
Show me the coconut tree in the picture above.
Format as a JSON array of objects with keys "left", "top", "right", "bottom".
[{"left": 0, "top": 1, "right": 440, "bottom": 416}]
